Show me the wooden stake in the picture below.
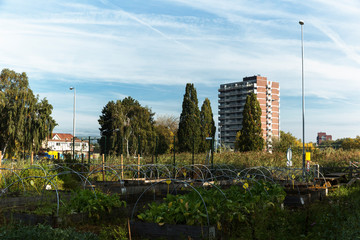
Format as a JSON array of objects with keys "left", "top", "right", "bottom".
[
  {"left": 102, "top": 154, "right": 105, "bottom": 181},
  {"left": 121, "top": 154, "right": 124, "bottom": 179},
  {"left": 0, "top": 151, "right": 2, "bottom": 169},
  {"left": 127, "top": 218, "right": 132, "bottom": 240},
  {"left": 137, "top": 154, "right": 140, "bottom": 179},
  {"left": 31, "top": 152, "right": 34, "bottom": 165}
]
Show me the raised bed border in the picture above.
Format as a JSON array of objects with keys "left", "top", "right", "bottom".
[{"left": 130, "top": 221, "right": 216, "bottom": 240}]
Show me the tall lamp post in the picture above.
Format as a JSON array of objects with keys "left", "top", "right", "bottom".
[
  {"left": 299, "top": 20, "right": 305, "bottom": 176},
  {"left": 70, "top": 87, "right": 76, "bottom": 161}
]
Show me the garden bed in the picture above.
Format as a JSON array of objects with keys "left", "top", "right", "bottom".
[
  {"left": 130, "top": 221, "right": 215, "bottom": 240},
  {"left": 2, "top": 207, "right": 128, "bottom": 227}
]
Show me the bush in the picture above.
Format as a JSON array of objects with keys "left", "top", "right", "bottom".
[{"left": 0, "top": 224, "right": 98, "bottom": 240}]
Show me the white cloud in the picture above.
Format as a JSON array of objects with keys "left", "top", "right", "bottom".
[{"left": 2, "top": 0, "right": 360, "bottom": 140}]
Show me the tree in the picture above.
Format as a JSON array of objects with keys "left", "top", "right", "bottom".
[
  {"left": 177, "top": 83, "right": 201, "bottom": 153},
  {"left": 341, "top": 137, "right": 360, "bottom": 150},
  {"left": 199, "top": 98, "right": 216, "bottom": 152},
  {"left": 98, "top": 97, "right": 156, "bottom": 157},
  {"left": 0, "top": 69, "right": 57, "bottom": 158},
  {"left": 235, "top": 93, "right": 264, "bottom": 152},
  {"left": 154, "top": 115, "right": 179, "bottom": 155},
  {"left": 272, "top": 131, "right": 301, "bottom": 153}
]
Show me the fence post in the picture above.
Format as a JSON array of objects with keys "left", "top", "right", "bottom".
[
  {"left": 192, "top": 135, "right": 195, "bottom": 165},
  {"left": 88, "top": 136, "right": 91, "bottom": 167},
  {"left": 0, "top": 151, "right": 2, "bottom": 169},
  {"left": 102, "top": 154, "right": 105, "bottom": 182},
  {"left": 138, "top": 135, "right": 141, "bottom": 179},
  {"left": 31, "top": 152, "right": 34, "bottom": 165},
  {"left": 81, "top": 153, "right": 84, "bottom": 172},
  {"left": 173, "top": 135, "right": 176, "bottom": 178},
  {"left": 155, "top": 136, "right": 158, "bottom": 164},
  {"left": 137, "top": 154, "right": 140, "bottom": 179},
  {"left": 211, "top": 138, "right": 214, "bottom": 169},
  {"left": 192, "top": 135, "right": 195, "bottom": 179},
  {"left": 121, "top": 154, "right": 124, "bottom": 179}
]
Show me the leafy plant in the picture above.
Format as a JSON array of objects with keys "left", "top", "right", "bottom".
[
  {"left": 137, "top": 181, "right": 286, "bottom": 236},
  {"left": 0, "top": 224, "right": 98, "bottom": 240},
  {"left": 64, "top": 189, "right": 126, "bottom": 219}
]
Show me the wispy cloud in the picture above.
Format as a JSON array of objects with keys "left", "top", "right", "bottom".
[{"left": 2, "top": 0, "right": 360, "bottom": 140}]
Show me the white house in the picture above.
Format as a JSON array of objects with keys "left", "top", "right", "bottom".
[{"left": 43, "top": 133, "right": 90, "bottom": 158}]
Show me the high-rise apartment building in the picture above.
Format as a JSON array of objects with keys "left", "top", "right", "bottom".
[{"left": 218, "top": 75, "right": 280, "bottom": 149}]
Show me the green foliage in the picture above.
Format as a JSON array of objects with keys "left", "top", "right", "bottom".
[
  {"left": 19, "top": 189, "right": 126, "bottom": 219},
  {"left": 0, "top": 224, "right": 98, "bottom": 240},
  {"left": 154, "top": 115, "right": 178, "bottom": 154},
  {"left": 0, "top": 68, "right": 57, "bottom": 158},
  {"left": 272, "top": 131, "right": 301, "bottom": 153},
  {"left": 98, "top": 97, "right": 156, "bottom": 157},
  {"left": 64, "top": 190, "right": 126, "bottom": 218},
  {"left": 302, "top": 184, "right": 360, "bottom": 240},
  {"left": 98, "top": 224, "right": 129, "bottom": 240},
  {"left": 235, "top": 93, "right": 264, "bottom": 152},
  {"left": 178, "top": 83, "right": 201, "bottom": 153},
  {"left": 199, "top": 98, "right": 216, "bottom": 153},
  {"left": 0, "top": 167, "right": 64, "bottom": 194},
  {"left": 137, "top": 181, "right": 286, "bottom": 236},
  {"left": 340, "top": 136, "right": 360, "bottom": 150}
]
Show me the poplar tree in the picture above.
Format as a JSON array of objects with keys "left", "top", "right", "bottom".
[
  {"left": 0, "top": 69, "right": 57, "bottom": 158},
  {"left": 177, "top": 83, "right": 201, "bottom": 153},
  {"left": 199, "top": 98, "right": 216, "bottom": 152},
  {"left": 235, "top": 93, "right": 264, "bottom": 151}
]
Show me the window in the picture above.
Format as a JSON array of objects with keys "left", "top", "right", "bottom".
[{"left": 56, "top": 143, "right": 60, "bottom": 146}]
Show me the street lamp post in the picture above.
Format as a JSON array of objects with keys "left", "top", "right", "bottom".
[
  {"left": 299, "top": 20, "right": 305, "bottom": 176},
  {"left": 70, "top": 87, "right": 76, "bottom": 161}
]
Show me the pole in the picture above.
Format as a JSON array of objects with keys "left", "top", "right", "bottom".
[
  {"left": 192, "top": 135, "right": 195, "bottom": 166},
  {"left": 155, "top": 136, "right": 158, "bottom": 164},
  {"left": 120, "top": 136, "right": 124, "bottom": 178},
  {"left": 173, "top": 135, "right": 176, "bottom": 177},
  {"left": 73, "top": 89, "right": 76, "bottom": 161},
  {"left": 299, "top": 20, "right": 305, "bottom": 177},
  {"left": 137, "top": 135, "right": 141, "bottom": 179},
  {"left": 192, "top": 135, "right": 195, "bottom": 178},
  {"left": 211, "top": 138, "right": 214, "bottom": 169},
  {"left": 102, "top": 154, "right": 105, "bottom": 182},
  {"left": 104, "top": 135, "right": 107, "bottom": 162},
  {"left": 88, "top": 136, "right": 91, "bottom": 166},
  {"left": 70, "top": 87, "right": 76, "bottom": 161}
]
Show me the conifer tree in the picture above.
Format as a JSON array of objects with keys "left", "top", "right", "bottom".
[
  {"left": 199, "top": 98, "right": 216, "bottom": 152},
  {"left": 177, "top": 83, "right": 201, "bottom": 153},
  {"left": 235, "top": 93, "right": 264, "bottom": 151}
]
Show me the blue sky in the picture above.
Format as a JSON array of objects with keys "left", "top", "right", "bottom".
[{"left": 1, "top": 0, "right": 360, "bottom": 142}]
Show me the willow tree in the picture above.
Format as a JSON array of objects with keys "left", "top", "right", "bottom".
[
  {"left": 199, "top": 98, "right": 216, "bottom": 152},
  {"left": 177, "top": 83, "right": 201, "bottom": 153},
  {"left": 235, "top": 93, "right": 264, "bottom": 152},
  {"left": 0, "top": 69, "right": 57, "bottom": 158}
]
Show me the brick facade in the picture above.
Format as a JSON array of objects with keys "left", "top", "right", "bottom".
[{"left": 218, "top": 75, "right": 280, "bottom": 150}]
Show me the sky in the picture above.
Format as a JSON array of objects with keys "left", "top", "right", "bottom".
[{"left": 1, "top": 0, "right": 360, "bottom": 142}]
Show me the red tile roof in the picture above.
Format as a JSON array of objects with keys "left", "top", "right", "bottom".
[{"left": 49, "top": 133, "right": 82, "bottom": 142}]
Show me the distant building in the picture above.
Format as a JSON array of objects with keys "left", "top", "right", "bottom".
[
  {"left": 218, "top": 75, "right": 280, "bottom": 150},
  {"left": 42, "top": 133, "right": 90, "bottom": 158},
  {"left": 317, "top": 132, "right": 332, "bottom": 145}
]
